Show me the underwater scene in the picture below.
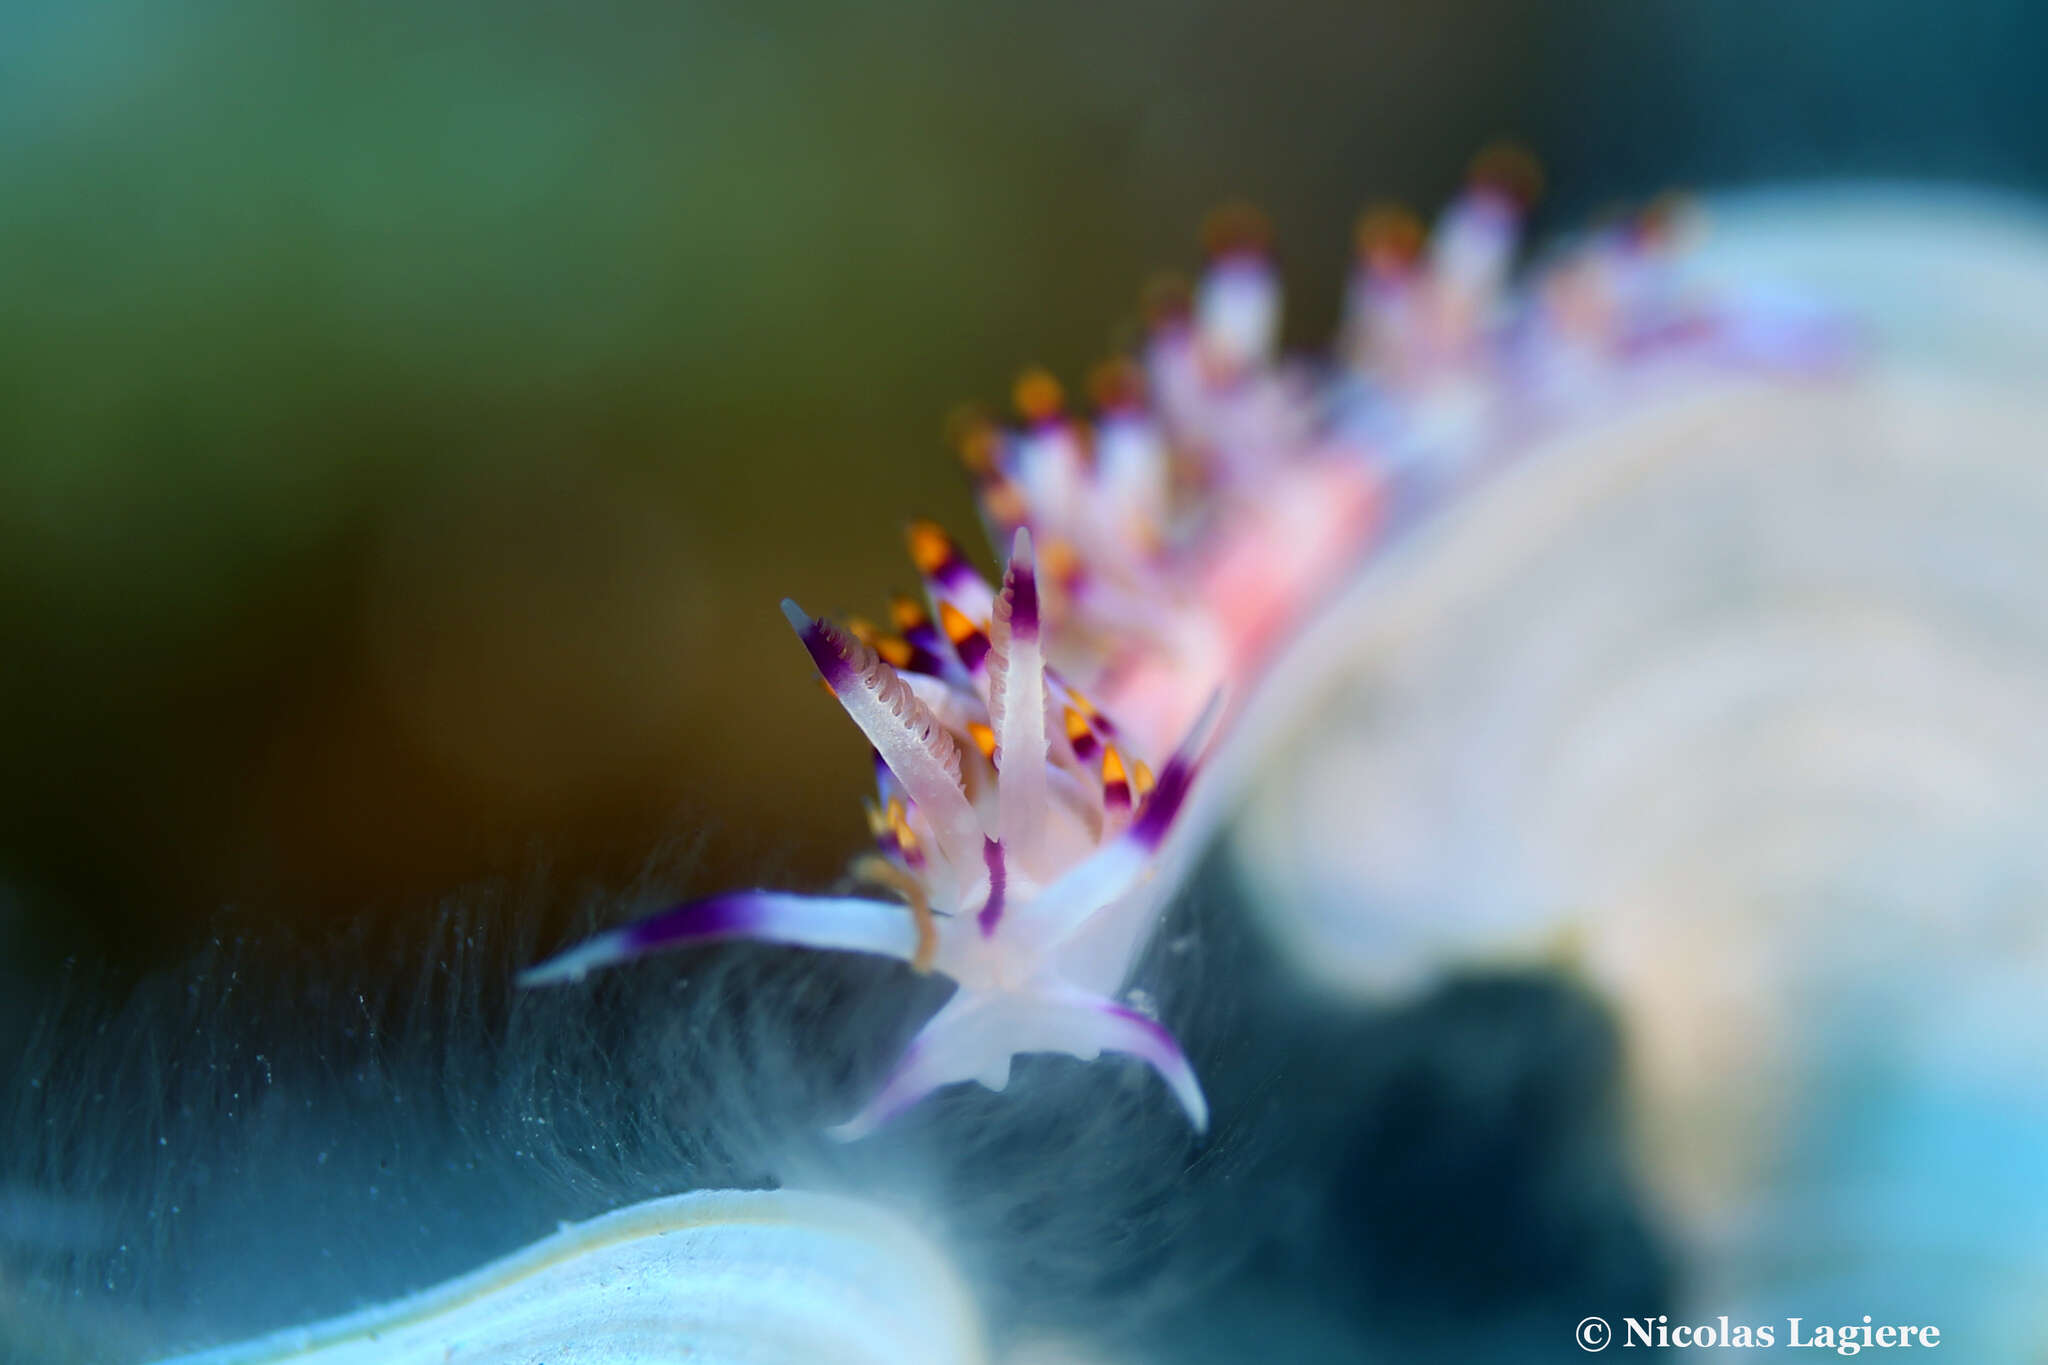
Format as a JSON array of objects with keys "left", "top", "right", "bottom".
[{"left": 3, "top": 2, "right": 2046, "bottom": 1362}]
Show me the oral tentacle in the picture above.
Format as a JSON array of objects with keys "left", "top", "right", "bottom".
[
  {"left": 519, "top": 891, "right": 929, "bottom": 988},
  {"left": 1041, "top": 988, "right": 1210, "bottom": 1134},
  {"left": 827, "top": 994, "right": 996, "bottom": 1142},
  {"left": 849, "top": 853, "right": 940, "bottom": 973}
]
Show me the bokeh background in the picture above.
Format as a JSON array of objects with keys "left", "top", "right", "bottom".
[{"left": 3, "top": 0, "right": 2045, "bottom": 983}]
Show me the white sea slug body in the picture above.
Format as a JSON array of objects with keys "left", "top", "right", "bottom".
[{"left": 523, "top": 152, "right": 1836, "bottom": 1139}]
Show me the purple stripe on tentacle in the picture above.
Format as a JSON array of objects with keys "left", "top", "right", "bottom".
[
  {"left": 978, "top": 837, "right": 1006, "bottom": 936},
  {"left": 517, "top": 893, "right": 771, "bottom": 986},
  {"left": 1130, "top": 755, "right": 1196, "bottom": 850},
  {"left": 1009, "top": 559, "right": 1039, "bottom": 640},
  {"left": 785, "top": 601, "right": 857, "bottom": 690},
  {"left": 619, "top": 892, "right": 767, "bottom": 954},
  {"left": 1103, "top": 1002, "right": 1178, "bottom": 1058},
  {"left": 1127, "top": 692, "right": 1221, "bottom": 850},
  {"left": 520, "top": 890, "right": 921, "bottom": 987},
  {"left": 1095, "top": 998, "right": 1208, "bottom": 1131}
]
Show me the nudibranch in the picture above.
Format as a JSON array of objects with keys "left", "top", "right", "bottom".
[
  {"left": 523, "top": 148, "right": 1839, "bottom": 1139},
  {"left": 524, "top": 525, "right": 1221, "bottom": 1138}
]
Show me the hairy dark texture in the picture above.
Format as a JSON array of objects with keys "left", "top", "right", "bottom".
[
  {"left": 0, "top": 851, "right": 1258, "bottom": 1361},
  {"left": 0, "top": 845, "right": 1674, "bottom": 1364}
]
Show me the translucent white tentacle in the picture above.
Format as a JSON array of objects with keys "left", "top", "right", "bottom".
[{"left": 519, "top": 892, "right": 924, "bottom": 987}]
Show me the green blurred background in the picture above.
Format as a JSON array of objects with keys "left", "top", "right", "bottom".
[{"left": 3, "top": 0, "right": 2043, "bottom": 976}]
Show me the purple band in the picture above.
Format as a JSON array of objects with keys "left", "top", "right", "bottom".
[
  {"left": 977, "top": 838, "right": 1006, "bottom": 936},
  {"left": 1009, "top": 562, "right": 1039, "bottom": 640},
  {"left": 1130, "top": 756, "right": 1195, "bottom": 850},
  {"left": 623, "top": 893, "right": 765, "bottom": 954},
  {"left": 1103, "top": 1002, "right": 1178, "bottom": 1057},
  {"left": 796, "top": 618, "right": 857, "bottom": 691}
]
